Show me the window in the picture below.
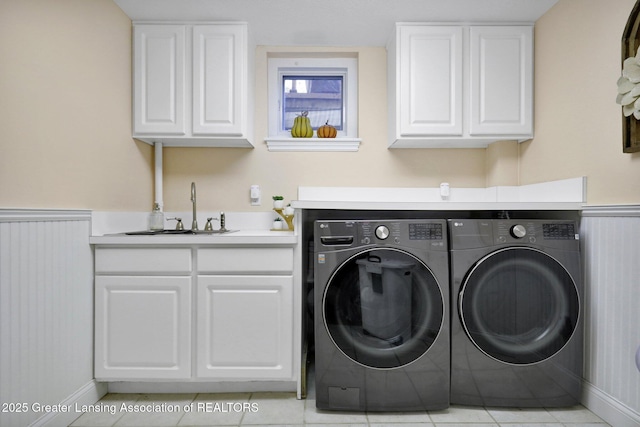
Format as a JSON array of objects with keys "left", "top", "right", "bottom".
[
  {"left": 267, "top": 56, "right": 359, "bottom": 147},
  {"left": 282, "top": 75, "right": 344, "bottom": 131}
]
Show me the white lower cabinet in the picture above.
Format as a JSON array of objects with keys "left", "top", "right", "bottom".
[
  {"left": 95, "top": 275, "right": 192, "bottom": 379},
  {"left": 94, "top": 245, "right": 295, "bottom": 385},
  {"left": 196, "top": 275, "right": 293, "bottom": 379}
]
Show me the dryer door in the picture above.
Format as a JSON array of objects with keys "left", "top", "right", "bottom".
[
  {"left": 323, "top": 248, "right": 444, "bottom": 369},
  {"left": 459, "top": 247, "right": 579, "bottom": 365}
]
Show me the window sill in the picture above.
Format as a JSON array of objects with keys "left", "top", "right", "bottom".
[{"left": 265, "top": 137, "right": 361, "bottom": 152}]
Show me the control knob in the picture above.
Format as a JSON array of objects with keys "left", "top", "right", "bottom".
[
  {"left": 375, "top": 225, "right": 390, "bottom": 240},
  {"left": 510, "top": 224, "right": 527, "bottom": 239}
]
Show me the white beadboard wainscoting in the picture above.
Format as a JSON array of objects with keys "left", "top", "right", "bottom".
[
  {"left": 0, "top": 210, "right": 106, "bottom": 427},
  {"left": 581, "top": 205, "right": 640, "bottom": 427},
  {"left": 3, "top": 205, "right": 640, "bottom": 427}
]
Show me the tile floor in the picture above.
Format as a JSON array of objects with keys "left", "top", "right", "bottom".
[
  {"left": 70, "top": 362, "right": 610, "bottom": 427},
  {"left": 69, "top": 392, "right": 611, "bottom": 427}
]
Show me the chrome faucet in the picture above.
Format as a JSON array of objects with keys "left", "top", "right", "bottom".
[{"left": 191, "top": 182, "right": 198, "bottom": 230}]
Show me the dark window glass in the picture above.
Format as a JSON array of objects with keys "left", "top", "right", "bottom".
[{"left": 283, "top": 76, "right": 343, "bottom": 130}]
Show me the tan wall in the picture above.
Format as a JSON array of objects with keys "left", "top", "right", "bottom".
[
  {"left": 0, "top": 0, "right": 487, "bottom": 212},
  {"left": 485, "top": 140, "right": 519, "bottom": 187},
  {"left": 4, "top": 0, "right": 638, "bottom": 211},
  {"left": 0, "top": 0, "right": 152, "bottom": 211},
  {"left": 523, "top": 0, "right": 640, "bottom": 204},
  {"left": 163, "top": 46, "right": 486, "bottom": 212}
]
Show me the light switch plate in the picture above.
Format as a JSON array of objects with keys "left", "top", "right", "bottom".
[{"left": 250, "top": 184, "right": 261, "bottom": 206}]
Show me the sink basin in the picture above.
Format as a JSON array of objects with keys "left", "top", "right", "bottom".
[
  {"left": 125, "top": 229, "right": 190, "bottom": 235},
  {"left": 125, "top": 229, "right": 236, "bottom": 235},
  {"left": 192, "top": 229, "right": 237, "bottom": 235}
]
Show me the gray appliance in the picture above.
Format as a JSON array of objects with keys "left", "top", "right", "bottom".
[
  {"left": 448, "top": 219, "right": 583, "bottom": 407},
  {"left": 314, "top": 219, "right": 449, "bottom": 411}
]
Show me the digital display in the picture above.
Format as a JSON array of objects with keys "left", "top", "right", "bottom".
[
  {"left": 409, "top": 223, "right": 443, "bottom": 240},
  {"left": 543, "top": 223, "right": 576, "bottom": 240}
]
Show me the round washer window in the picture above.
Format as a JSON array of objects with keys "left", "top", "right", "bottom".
[
  {"left": 459, "top": 247, "right": 579, "bottom": 365},
  {"left": 323, "top": 248, "right": 444, "bottom": 369}
]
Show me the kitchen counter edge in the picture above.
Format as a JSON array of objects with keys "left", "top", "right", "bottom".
[
  {"left": 90, "top": 230, "right": 297, "bottom": 246},
  {"left": 290, "top": 201, "right": 585, "bottom": 211}
]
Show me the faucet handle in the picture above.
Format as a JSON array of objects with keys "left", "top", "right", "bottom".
[
  {"left": 205, "top": 217, "right": 219, "bottom": 231},
  {"left": 166, "top": 217, "right": 184, "bottom": 230},
  {"left": 220, "top": 211, "right": 227, "bottom": 231}
]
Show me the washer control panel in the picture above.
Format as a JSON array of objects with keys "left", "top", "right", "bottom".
[
  {"left": 409, "top": 223, "right": 444, "bottom": 240},
  {"left": 543, "top": 223, "right": 577, "bottom": 240},
  {"left": 316, "top": 219, "right": 447, "bottom": 251},
  {"left": 375, "top": 225, "right": 390, "bottom": 240},
  {"left": 359, "top": 221, "right": 445, "bottom": 247},
  {"left": 510, "top": 224, "right": 527, "bottom": 239}
]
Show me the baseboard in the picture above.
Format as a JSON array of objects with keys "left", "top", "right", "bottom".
[
  {"left": 106, "top": 380, "right": 297, "bottom": 395},
  {"left": 583, "top": 381, "right": 640, "bottom": 427},
  {"left": 30, "top": 380, "right": 108, "bottom": 427}
]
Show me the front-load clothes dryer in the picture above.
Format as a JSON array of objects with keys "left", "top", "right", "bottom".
[
  {"left": 314, "top": 219, "right": 449, "bottom": 411},
  {"left": 448, "top": 219, "right": 583, "bottom": 407}
]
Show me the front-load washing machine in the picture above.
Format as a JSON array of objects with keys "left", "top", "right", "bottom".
[
  {"left": 314, "top": 219, "right": 449, "bottom": 411},
  {"left": 449, "top": 219, "right": 583, "bottom": 407}
]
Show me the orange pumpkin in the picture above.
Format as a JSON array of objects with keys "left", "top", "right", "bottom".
[{"left": 317, "top": 120, "right": 337, "bottom": 138}]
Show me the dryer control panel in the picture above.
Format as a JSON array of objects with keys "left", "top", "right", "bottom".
[
  {"left": 497, "top": 221, "right": 578, "bottom": 244},
  {"left": 496, "top": 221, "right": 539, "bottom": 243},
  {"left": 449, "top": 219, "right": 579, "bottom": 250}
]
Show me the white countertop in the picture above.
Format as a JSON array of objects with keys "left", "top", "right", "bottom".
[
  {"left": 90, "top": 229, "right": 297, "bottom": 246},
  {"left": 291, "top": 200, "right": 583, "bottom": 211},
  {"left": 90, "top": 211, "right": 298, "bottom": 245},
  {"left": 292, "top": 178, "right": 586, "bottom": 211}
]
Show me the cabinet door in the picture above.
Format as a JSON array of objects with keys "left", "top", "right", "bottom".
[
  {"left": 399, "top": 26, "right": 463, "bottom": 136},
  {"left": 133, "top": 25, "right": 186, "bottom": 135},
  {"left": 95, "top": 276, "right": 191, "bottom": 379},
  {"left": 192, "top": 24, "right": 246, "bottom": 136},
  {"left": 197, "top": 275, "right": 293, "bottom": 379},
  {"left": 469, "top": 26, "right": 533, "bottom": 136}
]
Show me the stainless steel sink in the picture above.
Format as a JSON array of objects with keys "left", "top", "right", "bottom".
[
  {"left": 125, "top": 229, "right": 236, "bottom": 235},
  {"left": 192, "top": 229, "right": 237, "bottom": 235}
]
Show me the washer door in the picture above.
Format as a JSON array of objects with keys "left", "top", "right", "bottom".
[
  {"left": 459, "top": 247, "right": 579, "bottom": 365},
  {"left": 323, "top": 248, "right": 444, "bottom": 369}
]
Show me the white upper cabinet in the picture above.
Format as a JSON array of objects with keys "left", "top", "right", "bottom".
[
  {"left": 398, "top": 26, "right": 463, "bottom": 137},
  {"left": 388, "top": 24, "right": 533, "bottom": 148},
  {"left": 469, "top": 26, "right": 533, "bottom": 137},
  {"left": 133, "top": 25, "right": 186, "bottom": 136},
  {"left": 192, "top": 25, "right": 247, "bottom": 137},
  {"left": 133, "top": 23, "right": 253, "bottom": 147}
]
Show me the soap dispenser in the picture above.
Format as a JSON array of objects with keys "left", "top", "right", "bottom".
[{"left": 148, "top": 202, "right": 164, "bottom": 231}]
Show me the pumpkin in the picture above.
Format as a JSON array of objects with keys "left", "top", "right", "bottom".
[
  {"left": 291, "top": 111, "right": 313, "bottom": 138},
  {"left": 317, "top": 120, "right": 337, "bottom": 138}
]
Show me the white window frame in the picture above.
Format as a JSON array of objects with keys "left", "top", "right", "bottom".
[{"left": 267, "top": 56, "right": 358, "bottom": 140}]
